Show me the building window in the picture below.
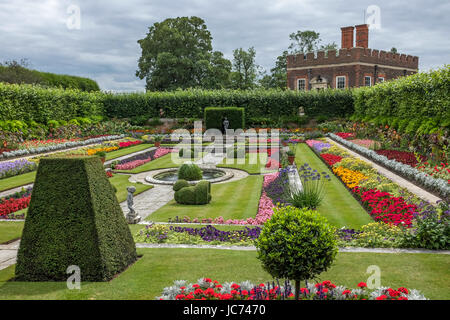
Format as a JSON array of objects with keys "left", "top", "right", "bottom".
[
  {"left": 378, "top": 77, "right": 385, "bottom": 83},
  {"left": 336, "top": 76, "right": 346, "bottom": 89},
  {"left": 364, "top": 76, "right": 372, "bottom": 87},
  {"left": 297, "top": 78, "right": 306, "bottom": 91}
]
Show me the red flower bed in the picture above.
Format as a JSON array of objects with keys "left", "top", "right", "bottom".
[
  {"left": 353, "top": 187, "right": 416, "bottom": 227},
  {"left": 335, "top": 132, "right": 355, "bottom": 139},
  {"left": 0, "top": 196, "right": 31, "bottom": 217},
  {"left": 265, "top": 158, "right": 281, "bottom": 169},
  {"left": 321, "top": 153, "right": 343, "bottom": 166},
  {"left": 375, "top": 149, "right": 426, "bottom": 167},
  {"left": 119, "top": 140, "right": 142, "bottom": 148}
]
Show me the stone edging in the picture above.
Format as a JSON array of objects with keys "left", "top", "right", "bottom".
[
  {"left": 144, "top": 167, "right": 234, "bottom": 185},
  {"left": 134, "top": 243, "right": 450, "bottom": 254}
]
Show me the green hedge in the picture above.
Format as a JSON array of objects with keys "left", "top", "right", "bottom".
[
  {"left": 353, "top": 65, "right": 450, "bottom": 121},
  {"left": 0, "top": 82, "right": 104, "bottom": 123},
  {"left": 204, "top": 107, "right": 245, "bottom": 130},
  {"left": 103, "top": 89, "right": 354, "bottom": 120},
  {"left": 15, "top": 157, "right": 137, "bottom": 281}
]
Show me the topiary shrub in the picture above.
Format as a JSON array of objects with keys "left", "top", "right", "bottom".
[
  {"left": 15, "top": 156, "right": 137, "bottom": 281},
  {"left": 174, "top": 180, "right": 211, "bottom": 205},
  {"left": 173, "top": 179, "right": 189, "bottom": 192},
  {"left": 174, "top": 185, "right": 197, "bottom": 205},
  {"left": 255, "top": 206, "right": 338, "bottom": 300},
  {"left": 195, "top": 180, "right": 211, "bottom": 205},
  {"left": 178, "top": 163, "right": 202, "bottom": 181}
]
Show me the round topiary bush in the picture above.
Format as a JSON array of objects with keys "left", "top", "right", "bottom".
[
  {"left": 178, "top": 163, "right": 202, "bottom": 181},
  {"left": 255, "top": 206, "right": 338, "bottom": 300}
]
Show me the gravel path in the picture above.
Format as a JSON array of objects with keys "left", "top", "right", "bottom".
[{"left": 326, "top": 137, "right": 442, "bottom": 205}]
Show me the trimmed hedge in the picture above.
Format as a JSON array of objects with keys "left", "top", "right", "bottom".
[
  {"left": 204, "top": 107, "right": 245, "bottom": 130},
  {"left": 0, "top": 83, "right": 104, "bottom": 123},
  {"left": 15, "top": 157, "right": 137, "bottom": 281},
  {"left": 173, "top": 179, "right": 211, "bottom": 205},
  {"left": 103, "top": 89, "right": 354, "bottom": 120},
  {"left": 178, "top": 163, "right": 202, "bottom": 181},
  {"left": 0, "top": 84, "right": 354, "bottom": 123},
  {"left": 353, "top": 65, "right": 450, "bottom": 121}
]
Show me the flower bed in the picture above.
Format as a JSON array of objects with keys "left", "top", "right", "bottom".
[
  {"left": 0, "top": 159, "right": 37, "bottom": 179},
  {"left": 320, "top": 153, "right": 343, "bottom": 166},
  {"left": 328, "top": 133, "right": 450, "bottom": 200},
  {"left": 0, "top": 134, "right": 125, "bottom": 159},
  {"left": 306, "top": 140, "right": 331, "bottom": 152},
  {"left": 118, "top": 140, "right": 142, "bottom": 148},
  {"left": 351, "top": 139, "right": 380, "bottom": 149},
  {"left": 0, "top": 187, "right": 32, "bottom": 217},
  {"left": 135, "top": 224, "right": 260, "bottom": 246},
  {"left": 332, "top": 166, "right": 367, "bottom": 189},
  {"left": 353, "top": 187, "right": 416, "bottom": 227},
  {"left": 335, "top": 132, "right": 355, "bottom": 139},
  {"left": 375, "top": 149, "right": 425, "bottom": 167},
  {"left": 158, "top": 278, "right": 427, "bottom": 300}
]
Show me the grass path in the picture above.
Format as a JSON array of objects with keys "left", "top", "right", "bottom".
[
  {"left": 217, "top": 153, "right": 271, "bottom": 174},
  {"left": 0, "top": 172, "right": 35, "bottom": 193},
  {"left": 146, "top": 175, "right": 263, "bottom": 222},
  {"left": 106, "top": 144, "right": 154, "bottom": 160},
  {"left": 294, "top": 143, "right": 372, "bottom": 229},
  {"left": 0, "top": 249, "right": 448, "bottom": 299}
]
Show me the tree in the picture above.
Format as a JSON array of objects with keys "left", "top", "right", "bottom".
[
  {"left": 230, "top": 47, "right": 259, "bottom": 90},
  {"left": 390, "top": 47, "right": 398, "bottom": 54},
  {"left": 136, "top": 16, "right": 231, "bottom": 91},
  {"left": 288, "top": 30, "right": 321, "bottom": 54},
  {"left": 264, "top": 31, "right": 337, "bottom": 89},
  {"left": 0, "top": 59, "right": 42, "bottom": 85},
  {"left": 255, "top": 206, "right": 338, "bottom": 300}
]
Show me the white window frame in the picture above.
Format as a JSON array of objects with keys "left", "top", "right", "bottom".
[
  {"left": 297, "top": 78, "right": 306, "bottom": 91},
  {"left": 364, "top": 76, "right": 372, "bottom": 87},
  {"left": 336, "top": 76, "right": 346, "bottom": 89},
  {"left": 377, "top": 77, "right": 385, "bottom": 83}
]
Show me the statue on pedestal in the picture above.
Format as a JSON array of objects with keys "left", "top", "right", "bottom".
[{"left": 126, "top": 186, "right": 141, "bottom": 224}]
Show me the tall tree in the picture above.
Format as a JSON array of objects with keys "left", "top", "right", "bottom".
[
  {"left": 288, "top": 30, "right": 321, "bottom": 54},
  {"left": 230, "top": 47, "right": 259, "bottom": 90},
  {"left": 136, "top": 16, "right": 231, "bottom": 91}
]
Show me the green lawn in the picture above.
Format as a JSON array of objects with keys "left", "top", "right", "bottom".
[
  {"left": 0, "top": 249, "right": 448, "bottom": 300},
  {"left": 294, "top": 143, "right": 372, "bottom": 229},
  {"left": 106, "top": 144, "right": 154, "bottom": 160},
  {"left": 0, "top": 222, "right": 24, "bottom": 244},
  {"left": 147, "top": 175, "right": 263, "bottom": 222},
  {"left": 0, "top": 171, "right": 36, "bottom": 192},
  {"left": 218, "top": 153, "right": 271, "bottom": 174}
]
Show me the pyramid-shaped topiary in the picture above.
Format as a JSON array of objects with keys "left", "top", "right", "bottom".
[{"left": 15, "top": 156, "right": 137, "bottom": 281}]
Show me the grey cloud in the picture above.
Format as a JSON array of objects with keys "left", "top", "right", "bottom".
[{"left": 0, "top": 0, "right": 448, "bottom": 91}]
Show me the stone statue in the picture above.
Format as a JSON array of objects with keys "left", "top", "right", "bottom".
[
  {"left": 126, "top": 186, "right": 141, "bottom": 224},
  {"left": 223, "top": 117, "right": 230, "bottom": 134}
]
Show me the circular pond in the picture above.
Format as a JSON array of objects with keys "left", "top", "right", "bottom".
[
  {"left": 153, "top": 169, "right": 225, "bottom": 182},
  {"left": 145, "top": 167, "right": 233, "bottom": 185}
]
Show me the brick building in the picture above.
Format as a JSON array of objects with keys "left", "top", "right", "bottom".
[{"left": 286, "top": 24, "right": 419, "bottom": 91}]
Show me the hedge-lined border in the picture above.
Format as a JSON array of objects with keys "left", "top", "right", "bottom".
[{"left": 327, "top": 133, "right": 449, "bottom": 201}]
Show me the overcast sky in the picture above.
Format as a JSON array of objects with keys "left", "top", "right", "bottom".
[{"left": 0, "top": 0, "right": 448, "bottom": 91}]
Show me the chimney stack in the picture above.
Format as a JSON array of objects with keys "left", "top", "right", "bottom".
[
  {"left": 355, "top": 24, "right": 369, "bottom": 48},
  {"left": 341, "top": 26, "right": 354, "bottom": 49}
]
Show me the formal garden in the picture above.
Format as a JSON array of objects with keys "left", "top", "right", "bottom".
[{"left": 0, "top": 66, "right": 448, "bottom": 301}]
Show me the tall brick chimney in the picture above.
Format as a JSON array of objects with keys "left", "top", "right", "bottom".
[
  {"left": 341, "top": 26, "right": 354, "bottom": 49},
  {"left": 355, "top": 24, "right": 369, "bottom": 48}
]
